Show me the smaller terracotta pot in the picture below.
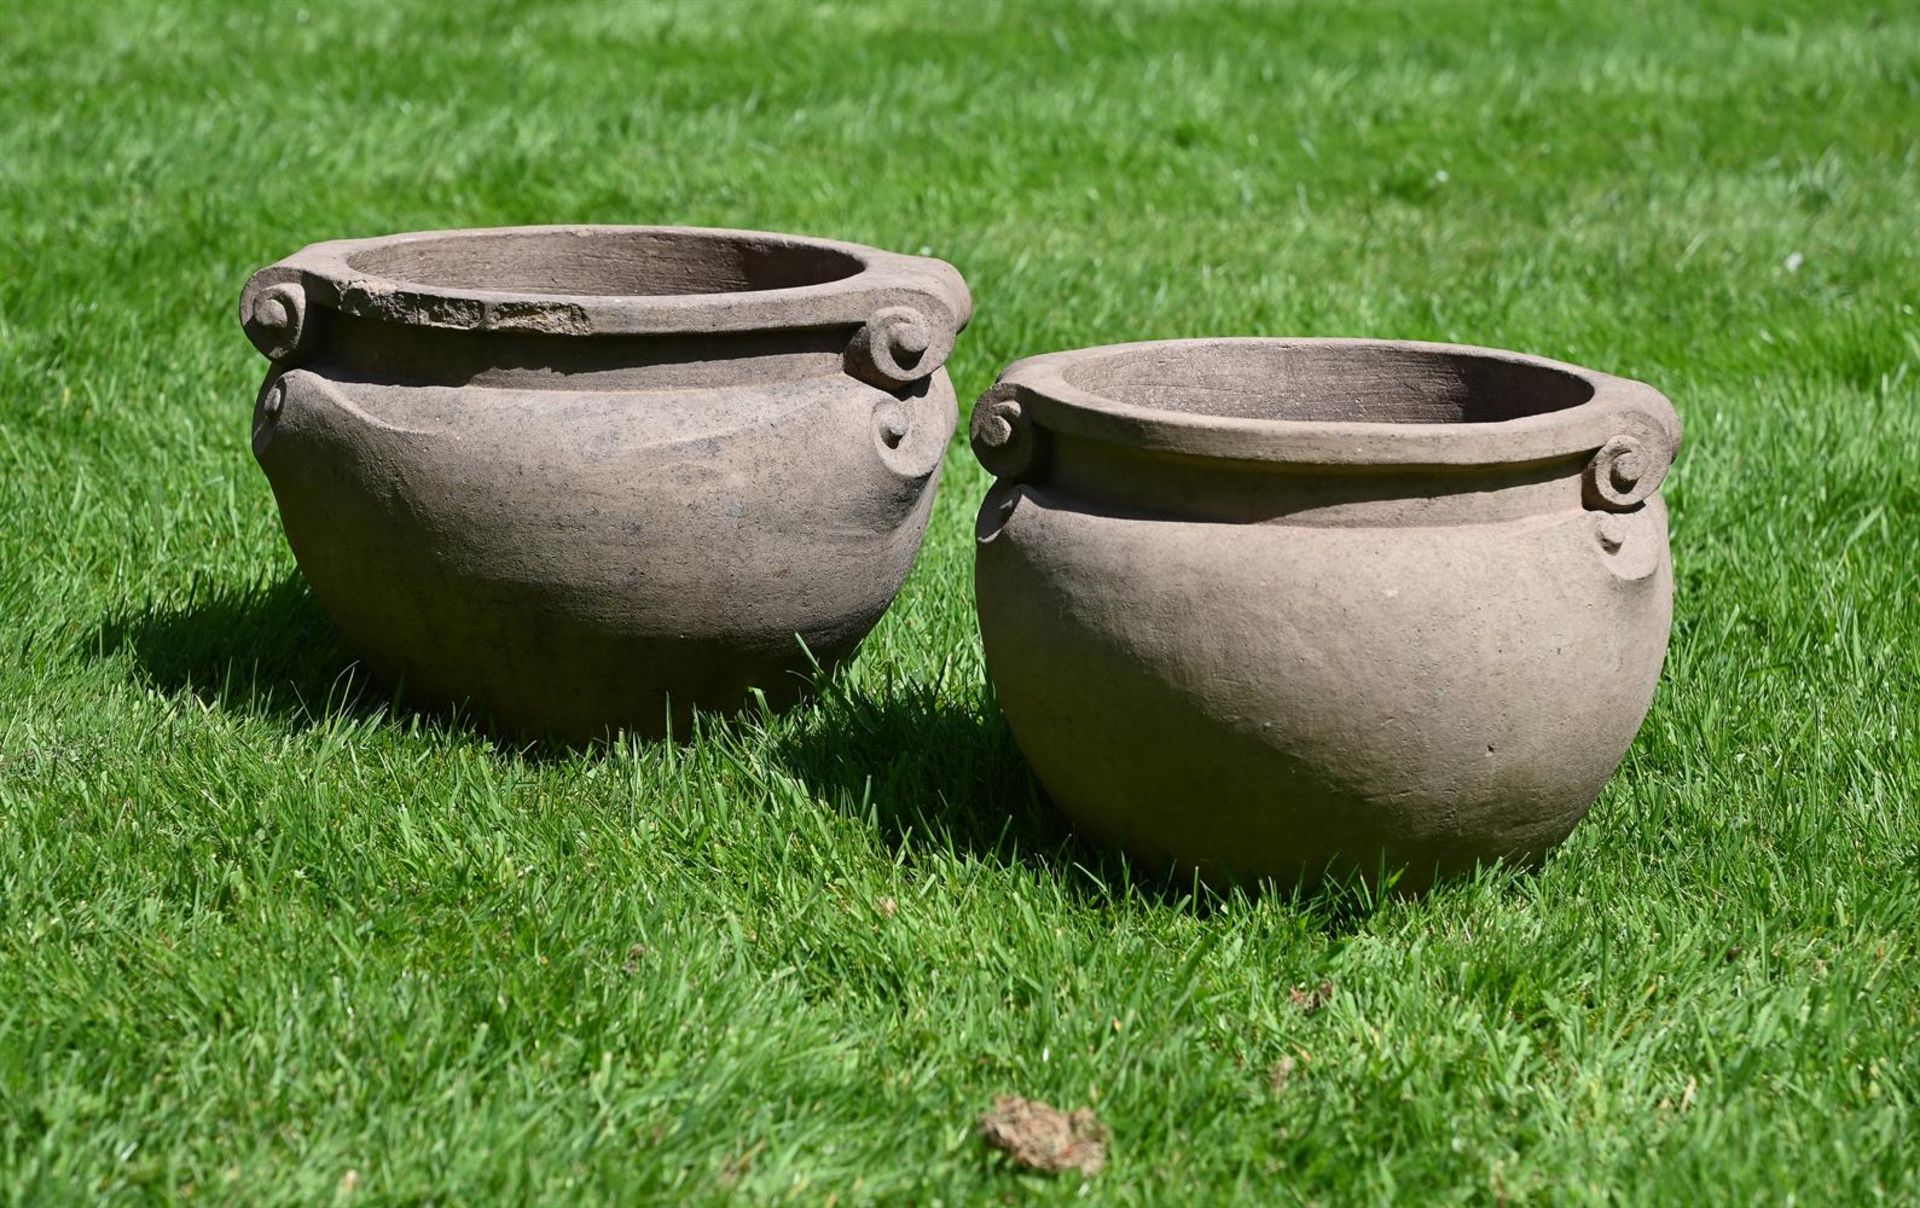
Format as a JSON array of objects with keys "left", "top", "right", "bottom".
[
  {"left": 241, "top": 226, "right": 970, "bottom": 741},
  {"left": 970, "top": 338, "right": 1682, "bottom": 888}
]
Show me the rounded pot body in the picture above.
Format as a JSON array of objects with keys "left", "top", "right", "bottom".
[
  {"left": 970, "top": 338, "right": 1681, "bottom": 887},
  {"left": 241, "top": 226, "right": 970, "bottom": 740}
]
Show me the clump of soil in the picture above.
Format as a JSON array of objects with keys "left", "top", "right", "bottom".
[
  {"left": 1268, "top": 1055, "right": 1298, "bottom": 1092},
  {"left": 1290, "top": 981, "right": 1334, "bottom": 1014},
  {"left": 978, "top": 1095, "right": 1109, "bottom": 1176}
]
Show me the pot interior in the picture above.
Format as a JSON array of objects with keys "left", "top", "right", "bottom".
[
  {"left": 1061, "top": 342, "right": 1594, "bottom": 424},
  {"left": 343, "top": 229, "right": 864, "bottom": 298}
]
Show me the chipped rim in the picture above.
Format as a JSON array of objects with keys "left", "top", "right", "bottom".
[{"left": 240, "top": 224, "right": 972, "bottom": 343}]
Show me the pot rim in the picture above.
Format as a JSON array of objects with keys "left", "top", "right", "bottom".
[
  {"left": 247, "top": 224, "right": 970, "bottom": 337},
  {"left": 984, "top": 337, "right": 1680, "bottom": 474},
  {"left": 241, "top": 225, "right": 972, "bottom": 388}
]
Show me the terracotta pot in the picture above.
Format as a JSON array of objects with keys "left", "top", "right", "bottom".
[
  {"left": 970, "top": 338, "right": 1682, "bottom": 887},
  {"left": 241, "top": 225, "right": 970, "bottom": 740}
]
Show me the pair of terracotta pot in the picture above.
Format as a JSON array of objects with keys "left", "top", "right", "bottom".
[{"left": 242, "top": 226, "right": 1680, "bottom": 886}]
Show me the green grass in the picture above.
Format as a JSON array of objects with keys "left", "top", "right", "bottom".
[{"left": 3, "top": 0, "right": 1918, "bottom": 1200}]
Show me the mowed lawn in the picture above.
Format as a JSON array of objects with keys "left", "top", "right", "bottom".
[{"left": 3, "top": 0, "right": 1918, "bottom": 1200}]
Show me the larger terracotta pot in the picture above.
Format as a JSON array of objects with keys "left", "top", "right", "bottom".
[
  {"left": 970, "top": 338, "right": 1681, "bottom": 887},
  {"left": 241, "top": 225, "right": 970, "bottom": 740}
]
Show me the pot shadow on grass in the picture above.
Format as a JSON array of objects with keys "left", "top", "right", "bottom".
[
  {"left": 91, "top": 571, "right": 460, "bottom": 740},
  {"left": 769, "top": 676, "right": 1077, "bottom": 874},
  {"left": 92, "top": 573, "right": 784, "bottom": 756},
  {"left": 90, "top": 572, "right": 1411, "bottom": 925},
  {"left": 768, "top": 677, "right": 1406, "bottom": 925},
  {"left": 88, "top": 570, "right": 1090, "bottom": 877}
]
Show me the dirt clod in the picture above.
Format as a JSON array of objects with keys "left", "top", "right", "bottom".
[
  {"left": 1268, "top": 1055, "right": 1297, "bottom": 1092},
  {"left": 717, "top": 1141, "right": 765, "bottom": 1189},
  {"left": 978, "top": 1095, "right": 1108, "bottom": 1176},
  {"left": 1290, "top": 981, "right": 1334, "bottom": 1014}
]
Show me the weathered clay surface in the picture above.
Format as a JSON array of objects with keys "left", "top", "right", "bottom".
[
  {"left": 970, "top": 338, "right": 1681, "bottom": 888},
  {"left": 242, "top": 226, "right": 970, "bottom": 740}
]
